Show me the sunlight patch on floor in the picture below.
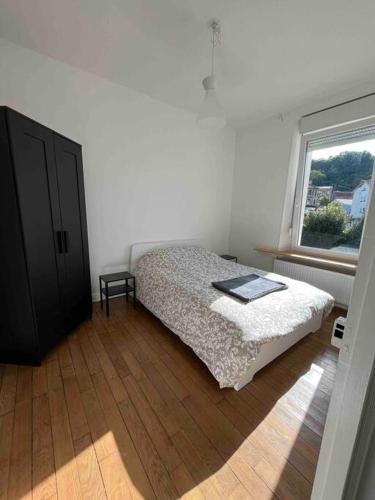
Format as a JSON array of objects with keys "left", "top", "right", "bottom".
[{"left": 279, "top": 364, "right": 324, "bottom": 408}]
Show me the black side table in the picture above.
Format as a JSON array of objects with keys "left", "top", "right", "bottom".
[
  {"left": 220, "top": 254, "right": 238, "bottom": 263},
  {"left": 99, "top": 271, "right": 136, "bottom": 316}
]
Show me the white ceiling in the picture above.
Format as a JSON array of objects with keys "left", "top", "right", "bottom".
[{"left": 1, "top": 0, "right": 375, "bottom": 126}]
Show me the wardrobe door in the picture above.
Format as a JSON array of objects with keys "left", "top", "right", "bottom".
[
  {"left": 6, "top": 110, "right": 65, "bottom": 355},
  {"left": 0, "top": 109, "right": 37, "bottom": 361},
  {"left": 53, "top": 135, "right": 92, "bottom": 327}
]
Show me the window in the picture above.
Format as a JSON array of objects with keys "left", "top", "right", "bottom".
[{"left": 292, "top": 121, "right": 375, "bottom": 257}]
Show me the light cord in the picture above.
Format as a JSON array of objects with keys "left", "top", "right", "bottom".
[{"left": 210, "top": 20, "right": 221, "bottom": 77}]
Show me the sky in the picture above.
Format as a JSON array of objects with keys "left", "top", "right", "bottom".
[{"left": 312, "top": 139, "right": 375, "bottom": 160}]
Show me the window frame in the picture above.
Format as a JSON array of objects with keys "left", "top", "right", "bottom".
[{"left": 291, "top": 117, "right": 375, "bottom": 261}]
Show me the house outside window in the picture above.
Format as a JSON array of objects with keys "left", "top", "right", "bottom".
[
  {"left": 351, "top": 180, "right": 371, "bottom": 219},
  {"left": 292, "top": 122, "right": 375, "bottom": 257}
]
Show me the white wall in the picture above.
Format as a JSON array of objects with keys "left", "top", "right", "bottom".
[
  {"left": 356, "top": 423, "right": 375, "bottom": 500},
  {"left": 0, "top": 38, "right": 235, "bottom": 299},
  {"left": 229, "top": 115, "right": 297, "bottom": 270}
]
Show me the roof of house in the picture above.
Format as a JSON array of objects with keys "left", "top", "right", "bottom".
[{"left": 334, "top": 191, "right": 353, "bottom": 200}]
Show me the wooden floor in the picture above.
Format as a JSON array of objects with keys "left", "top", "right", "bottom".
[{"left": 0, "top": 298, "right": 340, "bottom": 500}]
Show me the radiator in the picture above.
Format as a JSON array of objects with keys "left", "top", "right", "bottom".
[{"left": 273, "top": 259, "right": 354, "bottom": 308}]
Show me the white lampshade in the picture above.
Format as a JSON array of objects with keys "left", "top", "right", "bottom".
[{"left": 197, "top": 75, "right": 226, "bottom": 129}]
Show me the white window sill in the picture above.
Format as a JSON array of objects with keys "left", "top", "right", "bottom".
[{"left": 255, "top": 247, "right": 357, "bottom": 276}]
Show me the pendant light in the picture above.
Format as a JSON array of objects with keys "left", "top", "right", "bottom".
[{"left": 197, "top": 20, "right": 226, "bottom": 129}]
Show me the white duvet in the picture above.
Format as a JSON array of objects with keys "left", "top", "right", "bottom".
[{"left": 135, "top": 247, "right": 334, "bottom": 388}]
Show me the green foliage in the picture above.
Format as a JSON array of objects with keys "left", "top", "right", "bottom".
[
  {"left": 311, "top": 151, "right": 373, "bottom": 191},
  {"left": 337, "top": 218, "right": 364, "bottom": 247},
  {"left": 318, "top": 195, "right": 330, "bottom": 207},
  {"left": 303, "top": 201, "right": 347, "bottom": 235},
  {"left": 310, "top": 169, "right": 326, "bottom": 184}
]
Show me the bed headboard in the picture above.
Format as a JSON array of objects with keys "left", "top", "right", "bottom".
[{"left": 129, "top": 238, "right": 203, "bottom": 272}]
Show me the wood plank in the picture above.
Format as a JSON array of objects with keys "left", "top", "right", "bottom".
[
  {"left": 58, "top": 338, "right": 74, "bottom": 372},
  {"left": 229, "top": 387, "right": 319, "bottom": 464},
  {"left": 170, "top": 462, "right": 205, "bottom": 500},
  {"left": 96, "top": 349, "right": 118, "bottom": 381},
  {"left": 171, "top": 430, "right": 223, "bottom": 500},
  {"left": 98, "top": 332, "right": 130, "bottom": 380},
  {"left": 63, "top": 375, "right": 90, "bottom": 441},
  {"left": 16, "top": 365, "right": 33, "bottom": 402},
  {"left": 80, "top": 388, "right": 118, "bottom": 462},
  {"left": 49, "top": 388, "right": 82, "bottom": 499},
  {"left": 0, "top": 365, "right": 17, "bottom": 416},
  {"left": 32, "top": 394, "right": 57, "bottom": 500},
  {"left": 154, "top": 358, "right": 189, "bottom": 401},
  {"left": 68, "top": 334, "right": 93, "bottom": 392},
  {"left": 220, "top": 394, "right": 316, "bottom": 482},
  {"left": 86, "top": 330, "right": 105, "bottom": 354},
  {"left": 106, "top": 376, "right": 128, "bottom": 403},
  {"left": 218, "top": 397, "right": 314, "bottom": 492},
  {"left": 118, "top": 396, "right": 178, "bottom": 499},
  {"left": 120, "top": 350, "right": 146, "bottom": 381},
  {"left": 0, "top": 411, "right": 14, "bottom": 500},
  {"left": 46, "top": 359, "right": 62, "bottom": 391},
  {"left": 0, "top": 364, "right": 4, "bottom": 390},
  {"left": 167, "top": 401, "right": 240, "bottom": 496},
  {"left": 91, "top": 373, "right": 156, "bottom": 499},
  {"left": 182, "top": 386, "right": 268, "bottom": 498},
  {"left": 108, "top": 329, "right": 131, "bottom": 353},
  {"left": 99, "top": 451, "right": 135, "bottom": 500},
  {"left": 74, "top": 433, "right": 107, "bottom": 499},
  {"left": 229, "top": 483, "right": 259, "bottom": 500},
  {"left": 182, "top": 384, "right": 260, "bottom": 466},
  {"left": 123, "top": 374, "right": 182, "bottom": 472},
  {"left": 249, "top": 377, "right": 324, "bottom": 436},
  {"left": 225, "top": 452, "right": 274, "bottom": 500},
  {"left": 33, "top": 365, "right": 48, "bottom": 398},
  {"left": 8, "top": 399, "right": 32, "bottom": 500},
  {"left": 255, "top": 457, "right": 311, "bottom": 500},
  {"left": 77, "top": 332, "right": 102, "bottom": 375},
  {"left": 245, "top": 382, "right": 322, "bottom": 453}
]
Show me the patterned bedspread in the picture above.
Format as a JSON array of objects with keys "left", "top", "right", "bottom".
[{"left": 135, "top": 247, "right": 334, "bottom": 388}]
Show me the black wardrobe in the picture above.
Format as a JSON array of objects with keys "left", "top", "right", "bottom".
[{"left": 0, "top": 107, "right": 92, "bottom": 364}]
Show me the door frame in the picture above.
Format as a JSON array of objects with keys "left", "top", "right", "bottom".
[{"left": 311, "top": 171, "right": 375, "bottom": 498}]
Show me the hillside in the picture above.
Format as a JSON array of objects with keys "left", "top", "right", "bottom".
[{"left": 310, "top": 150, "right": 373, "bottom": 191}]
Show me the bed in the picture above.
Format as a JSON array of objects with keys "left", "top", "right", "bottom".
[{"left": 130, "top": 239, "right": 334, "bottom": 390}]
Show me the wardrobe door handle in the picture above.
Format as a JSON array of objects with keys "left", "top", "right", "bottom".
[
  {"left": 56, "top": 231, "right": 63, "bottom": 254},
  {"left": 63, "top": 231, "right": 69, "bottom": 253}
]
